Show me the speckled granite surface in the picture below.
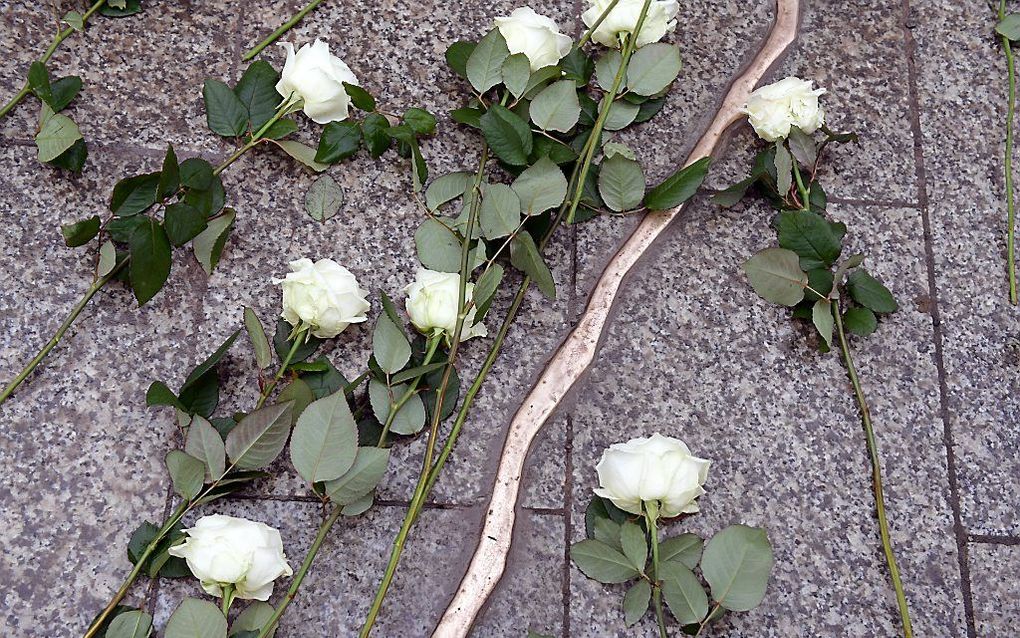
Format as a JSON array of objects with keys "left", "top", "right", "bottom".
[{"left": 0, "top": 0, "right": 1015, "bottom": 636}]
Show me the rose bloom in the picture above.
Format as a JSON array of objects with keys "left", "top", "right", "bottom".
[
  {"left": 168, "top": 514, "right": 293, "bottom": 601},
  {"left": 276, "top": 39, "right": 359, "bottom": 124},
  {"left": 275, "top": 258, "right": 370, "bottom": 339},
  {"left": 581, "top": 0, "right": 680, "bottom": 48},
  {"left": 593, "top": 433, "right": 710, "bottom": 517},
  {"left": 404, "top": 268, "right": 487, "bottom": 343},
  {"left": 741, "top": 76, "right": 826, "bottom": 142},
  {"left": 494, "top": 7, "right": 573, "bottom": 71}
]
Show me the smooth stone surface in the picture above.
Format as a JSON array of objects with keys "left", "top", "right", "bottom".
[{"left": 970, "top": 542, "right": 1020, "bottom": 635}]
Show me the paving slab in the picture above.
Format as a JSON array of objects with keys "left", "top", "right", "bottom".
[
  {"left": 969, "top": 541, "right": 1020, "bottom": 635},
  {"left": 910, "top": 0, "right": 1020, "bottom": 536}
]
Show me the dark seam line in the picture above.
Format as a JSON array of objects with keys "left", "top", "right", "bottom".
[
  {"left": 899, "top": 2, "right": 977, "bottom": 635},
  {"left": 969, "top": 534, "right": 1020, "bottom": 546}
]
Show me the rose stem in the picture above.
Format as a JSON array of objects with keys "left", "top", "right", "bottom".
[
  {"left": 645, "top": 502, "right": 668, "bottom": 638},
  {"left": 1000, "top": 0, "right": 1018, "bottom": 304},
  {"left": 377, "top": 334, "right": 443, "bottom": 447},
  {"left": 359, "top": 145, "right": 487, "bottom": 638},
  {"left": 565, "top": 0, "right": 653, "bottom": 224},
  {"left": 1, "top": 99, "right": 296, "bottom": 408},
  {"left": 0, "top": 0, "right": 109, "bottom": 120},
  {"left": 255, "top": 324, "right": 308, "bottom": 409},
  {"left": 242, "top": 0, "right": 327, "bottom": 62},
  {"left": 791, "top": 151, "right": 812, "bottom": 211},
  {"left": 832, "top": 299, "right": 913, "bottom": 637},
  {"left": 0, "top": 257, "right": 127, "bottom": 406}
]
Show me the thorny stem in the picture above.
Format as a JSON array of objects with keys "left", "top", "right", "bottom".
[
  {"left": 242, "top": 0, "right": 327, "bottom": 61},
  {"left": 833, "top": 300, "right": 913, "bottom": 638},
  {"left": 377, "top": 334, "right": 443, "bottom": 446},
  {"left": 792, "top": 156, "right": 811, "bottom": 211},
  {"left": 1000, "top": 0, "right": 1018, "bottom": 304},
  {"left": 359, "top": 146, "right": 488, "bottom": 637},
  {"left": 214, "top": 98, "right": 297, "bottom": 176},
  {"left": 0, "top": 0, "right": 109, "bottom": 119},
  {"left": 0, "top": 257, "right": 127, "bottom": 406},
  {"left": 645, "top": 503, "right": 668, "bottom": 638},
  {"left": 255, "top": 505, "right": 345, "bottom": 638},
  {"left": 256, "top": 325, "right": 308, "bottom": 409}
]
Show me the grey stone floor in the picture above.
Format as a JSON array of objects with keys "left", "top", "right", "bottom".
[{"left": 0, "top": 0, "right": 1017, "bottom": 636}]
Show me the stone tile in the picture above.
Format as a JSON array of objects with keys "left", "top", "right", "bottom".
[
  {"left": 1, "top": 1, "right": 243, "bottom": 157},
  {"left": 473, "top": 511, "right": 565, "bottom": 637},
  {"left": 708, "top": 0, "right": 919, "bottom": 205},
  {"left": 568, "top": 198, "right": 966, "bottom": 636},
  {"left": 970, "top": 541, "right": 1020, "bottom": 635},
  {"left": 911, "top": 0, "right": 1020, "bottom": 535}
]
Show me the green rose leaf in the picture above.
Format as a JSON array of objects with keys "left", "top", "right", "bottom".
[
  {"left": 501, "top": 53, "right": 531, "bottom": 98},
  {"left": 46, "top": 137, "right": 88, "bottom": 172},
  {"left": 315, "top": 120, "right": 363, "bottom": 163},
  {"left": 774, "top": 143, "right": 793, "bottom": 196},
  {"left": 49, "top": 75, "right": 82, "bottom": 112},
  {"left": 844, "top": 306, "right": 878, "bottom": 336},
  {"left": 35, "top": 107, "right": 82, "bottom": 162},
  {"left": 997, "top": 13, "right": 1020, "bottom": 40},
  {"left": 510, "top": 231, "right": 556, "bottom": 299},
  {"left": 598, "top": 154, "right": 645, "bottom": 212},
  {"left": 480, "top": 104, "right": 533, "bottom": 166},
  {"left": 128, "top": 218, "right": 172, "bottom": 306},
  {"left": 277, "top": 378, "right": 314, "bottom": 425},
  {"left": 290, "top": 389, "right": 359, "bottom": 483},
  {"left": 165, "top": 449, "right": 205, "bottom": 500},
  {"left": 165, "top": 598, "right": 227, "bottom": 638},
  {"left": 373, "top": 313, "right": 411, "bottom": 374},
  {"left": 362, "top": 112, "right": 393, "bottom": 158},
  {"left": 164, "top": 202, "right": 207, "bottom": 247},
  {"left": 742, "top": 247, "right": 808, "bottom": 307},
  {"left": 473, "top": 263, "right": 503, "bottom": 320},
  {"left": 511, "top": 157, "right": 568, "bottom": 215},
  {"left": 28, "top": 62, "right": 52, "bottom": 104},
  {"left": 368, "top": 379, "right": 427, "bottom": 435},
  {"left": 450, "top": 106, "right": 483, "bottom": 129},
  {"left": 788, "top": 127, "right": 817, "bottom": 167},
  {"left": 157, "top": 144, "right": 180, "bottom": 200},
  {"left": 305, "top": 174, "right": 345, "bottom": 222},
  {"left": 425, "top": 172, "right": 472, "bottom": 211},
  {"left": 660, "top": 561, "right": 710, "bottom": 625},
  {"left": 98, "top": 240, "right": 118, "bottom": 277},
  {"left": 243, "top": 307, "right": 272, "bottom": 370},
  {"left": 659, "top": 533, "right": 704, "bottom": 570},
  {"left": 415, "top": 218, "right": 462, "bottom": 272},
  {"left": 570, "top": 538, "right": 640, "bottom": 584},
  {"left": 560, "top": 47, "right": 594, "bottom": 86},
  {"left": 179, "top": 157, "right": 214, "bottom": 190},
  {"left": 261, "top": 118, "right": 298, "bottom": 140},
  {"left": 110, "top": 172, "right": 160, "bottom": 217},
  {"left": 775, "top": 209, "right": 843, "bottom": 270},
  {"left": 700, "top": 524, "right": 775, "bottom": 612},
  {"left": 225, "top": 402, "right": 294, "bottom": 470},
  {"left": 274, "top": 140, "right": 328, "bottom": 172},
  {"left": 619, "top": 520, "right": 647, "bottom": 572},
  {"left": 60, "top": 215, "right": 100, "bottom": 247},
  {"left": 627, "top": 43, "right": 681, "bottom": 96},
  {"left": 847, "top": 269, "right": 898, "bottom": 313},
  {"left": 344, "top": 81, "right": 376, "bottom": 112},
  {"left": 192, "top": 208, "right": 235, "bottom": 275},
  {"left": 479, "top": 183, "right": 522, "bottom": 239},
  {"left": 466, "top": 28, "right": 509, "bottom": 93},
  {"left": 229, "top": 602, "right": 276, "bottom": 638},
  {"left": 404, "top": 107, "right": 437, "bottom": 136},
  {"left": 185, "top": 415, "right": 226, "bottom": 481},
  {"left": 522, "top": 66, "right": 563, "bottom": 99},
  {"left": 529, "top": 79, "right": 581, "bottom": 133},
  {"left": 595, "top": 50, "right": 624, "bottom": 93},
  {"left": 645, "top": 156, "right": 711, "bottom": 211},
  {"left": 105, "top": 609, "right": 153, "bottom": 638},
  {"left": 203, "top": 79, "right": 248, "bottom": 137},
  {"left": 623, "top": 579, "right": 651, "bottom": 627},
  {"left": 812, "top": 299, "right": 834, "bottom": 348},
  {"left": 445, "top": 40, "right": 476, "bottom": 78},
  {"left": 234, "top": 60, "right": 281, "bottom": 130},
  {"left": 324, "top": 446, "right": 390, "bottom": 505},
  {"left": 604, "top": 100, "right": 640, "bottom": 131}
]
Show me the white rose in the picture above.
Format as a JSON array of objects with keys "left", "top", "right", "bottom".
[
  {"left": 741, "top": 76, "right": 826, "bottom": 142},
  {"left": 581, "top": 0, "right": 680, "bottom": 48},
  {"left": 593, "top": 433, "right": 710, "bottom": 518},
  {"left": 494, "top": 7, "right": 573, "bottom": 71},
  {"left": 404, "top": 268, "right": 487, "bottom": 343},
  {"left": 168, "top": 514, "right": 293, "bottom": 601},
  {"left": 275, "top": 258, "right": 370, "bottom": 339},
  {"left": 276, "top": 39, "right": 359, "bottom": 124}
]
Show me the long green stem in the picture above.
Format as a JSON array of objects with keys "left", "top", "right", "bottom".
[
  {"left": 0, "top": 257, "right": 127, "bottom": 406},
  {"left": 1000, "top": 0, "right": 1018, "bottom": 304},
  {"left": 214, "top": 98, "right": 295, "bottom": 176},
  {"left": 645, "top": 503, "right": 668, "bottom": 638},
  {"left": 256, "top": 505, "right": 344, "bottom": 637},
  {"left": 566, "top": 0, "right": 653, "bottom": 223},
  {"left": 242, "top": 0, "right": 327, "bottom": 61},
  {"left": 792, "top": 156, "right": 811, "bottom": 211},
  {"left": 833, "top": 300, "right": 912, "bottom": 638},
  {"left": 359, "top": 147, "right": 487, "bottom": 637},
  {"left": 0, "top": 0, "right": 109, "bottom": 120},
  {"left": 83, "top": 500, "right": 189, "bottom": 638}
]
